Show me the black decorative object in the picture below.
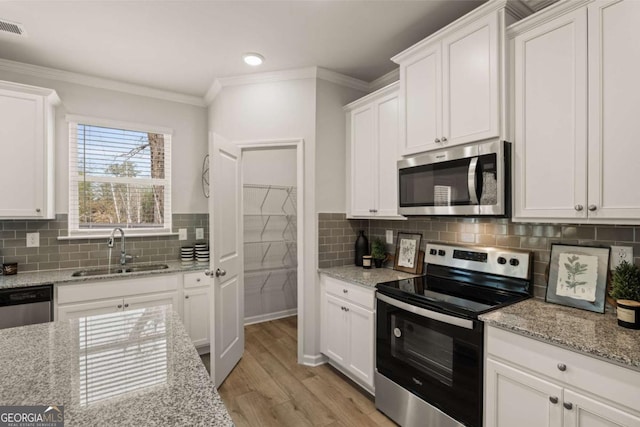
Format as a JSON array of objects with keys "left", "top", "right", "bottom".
[{"left": 355, "top": 230, "right": 369, "bottom": 267}]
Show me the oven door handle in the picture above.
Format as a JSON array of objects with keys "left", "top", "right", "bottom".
[
  {"left": 377, "top": 293, "right": 474, "bottom": 330},
  {"left": 468, "top": 157, "right": 479, "bottom": 205}
]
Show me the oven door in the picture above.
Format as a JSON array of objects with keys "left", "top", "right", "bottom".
[{"left": 376, "top": 293, "right": 483, "bottom": 427}]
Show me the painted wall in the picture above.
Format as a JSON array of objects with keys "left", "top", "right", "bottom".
[
  {"left": 0, "top": 69, "right": 209, "bottom": 214},
  {"left": 208, "top": 74, "right": 366, "bottom": 362},
  {"left": 243, "top": 147, "right": 297, "bottom": 186}
]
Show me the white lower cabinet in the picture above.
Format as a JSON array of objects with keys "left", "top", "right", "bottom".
[
  {"left": 58, "top": 297, "right": 125, "bottom": 321},
  {"left": 183, "top": 271, "right": 210, "bottom": 348},
  {"left": 485, "top": 326, "right": 640, "bottom": 427},
  {"left": 320, "top": 274, "right": 375, "bottom": 393}
]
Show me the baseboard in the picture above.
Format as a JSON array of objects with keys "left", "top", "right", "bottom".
[
  {"left": 244, "top": 308, "right": 297, "bottom": 326},
  {"left": 302, "top": 353, "right": 327, "bottom": 367}
]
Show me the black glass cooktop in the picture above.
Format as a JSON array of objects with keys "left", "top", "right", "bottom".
[{"left": 376, "top": 272, "right": 530, "bottom": 319}]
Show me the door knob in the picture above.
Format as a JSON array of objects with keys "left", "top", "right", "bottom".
[
  {"left": 588, "top": 204, "right": 597, "bottom": 211},
  {"left": 574, "top": 205, "right": 584, "bottom": 211},
  {"left": 215, "top": 268, "right": 226, "bottom": 277}
]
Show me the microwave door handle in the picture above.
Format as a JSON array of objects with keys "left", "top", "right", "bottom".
[{"left": 468, "top": 157, "right": 479, "bottom": 205}]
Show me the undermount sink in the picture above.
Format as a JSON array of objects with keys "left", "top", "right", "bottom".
[{"left": 71, "top": 264, "right": 170, "bottom": 277}]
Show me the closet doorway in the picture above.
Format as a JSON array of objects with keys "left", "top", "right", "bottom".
[{"left": 241, "top": 143, "right": 302, "bottom": 333}]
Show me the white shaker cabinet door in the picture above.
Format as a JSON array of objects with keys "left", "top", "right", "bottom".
[
  {"left": 375, "top": 93, "right": 400, "bottom": 218},
  {"left": 125, "top": 291, "right": 182, "bottom": 317},
  {"left": 587, "top": 0, "right": 640, "bottom": 220},
  {"left": 183, "top": 287, "right": 210, "bottom": 348},
  {"left": 512, "top": 8, "right": 588, "bottom": 220},
  {"left": 400, "top": 41, "right": 442, "bottom": 156},
  {"left": 563, "top": 389, "right": 640, "bottom": 427},
  {"left": 442, "top": 12, "right": 499, "bottom": 146},
  {"left": 345, "top": 301, "right": 375, "bottom": 390},
  {"left": 322, "top": 294, "right": 349, "bottom": 366},
  {"left": 485, "top": 358, "right": 563, "bottom": 427},
  {"left": 350, "top": 105, "right": 376, "bottom": 217},
  {"left": 57, "top": 298, "right": 124, "bottom": 322}
]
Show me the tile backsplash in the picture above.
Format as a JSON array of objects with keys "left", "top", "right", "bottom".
[
  {"left": 0, "top": 214, "right": 208, "bottom": 272},
  {"left": 318, "top": 213, "right": 640, "bottom": 299}
]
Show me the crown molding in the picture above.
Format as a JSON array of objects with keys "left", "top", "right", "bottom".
[
  {"left": 507, "top": 0, "right": 592, "bottom": 37},
  {"left": 0, "top": 57, "right": 206, "bottom": 107},
  {"left": 205, "top": 66, "right": 370, "bottom": 105},
  {"left": 369, "top": 68, "right": 399, "bottom": 92}
]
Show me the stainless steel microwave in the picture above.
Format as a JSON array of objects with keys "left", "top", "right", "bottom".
[{"left": 398, "top": 140, "right": 510, "bottom": 216}]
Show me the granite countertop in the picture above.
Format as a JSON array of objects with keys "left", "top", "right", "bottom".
[
  {"left": 0, "top": 261, "right": 208, "bottom": 290},
  {"left": 0, "top": 305, "right": 233, "bottom": 426},
  {"left": 480, "top": 299, "right": 640, "bottom": 372},
  {"left": 318, "top": 265, "right": 420, "bottom": 288}
]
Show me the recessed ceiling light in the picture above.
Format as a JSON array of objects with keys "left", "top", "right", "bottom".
[{"left": 242, "top": 53, "right": 264, "bottom": 66}]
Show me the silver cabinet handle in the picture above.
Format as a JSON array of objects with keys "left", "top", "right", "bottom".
[
  {"left": 441, "top": 136, "right": 447, "bottom": 142},
  {"left": 117, "top": 304, "right": 123, "bottom": 309},
  {"left": 575, "top": 205, "right": 584, "bottom": 211},
  {"left": 185, "top": 295, "right": 189, "bottom": 299},
  {"left": 215, "top": 268, "right": 226, "bottom": 277},
  {"left": 369, "top": 209, "right": 375, "bottom": 213},
  {"left": 563, "top": 402, "right": 573, "bottom": 410},
  {"left": 557, "top": 363, "right": 567, "bottom": 372},
  {"left": 588, "top": 204, "right": 597, "bottom": 211},
  {"left": 434, "top": 138, "right": 441, "bottom": 143},
  {"left": 204, "top": 270, "right": 212, "bottom": 276},
  {"left": 549, "top": 396, "right": 558, "bottom": 404}
]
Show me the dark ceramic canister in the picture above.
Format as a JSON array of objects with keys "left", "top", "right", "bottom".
[{"left": 354, "top": 230, "right": 369, "bottom": 267}]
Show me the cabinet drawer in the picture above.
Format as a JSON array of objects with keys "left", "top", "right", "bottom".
[
  {"left": 184, "top": 271, "right": 207, "bottom": 289},
  {"left": 486, "top": 326, "right": 640, "bottom": 412},
  {"left": 323, "top": 276, "right": 375, "bottom": 310},
  {"left": 57, "top": 274, "right": 180, "bottom": 304}
]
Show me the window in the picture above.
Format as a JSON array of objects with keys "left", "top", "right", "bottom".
[{"left": 68, "top": 116, "right": 172, "bottom": 236}]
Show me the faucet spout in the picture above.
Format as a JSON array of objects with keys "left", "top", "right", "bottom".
[{"left": 108, "top": 228, "right": 127, "bottom": 265}]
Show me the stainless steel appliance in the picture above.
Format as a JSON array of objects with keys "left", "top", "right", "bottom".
[
  {"left": 398, "top": 140, "right": 510, "bottom": 216},
  {"left": 375, "top": 243, "right": 532, "bottom": 427},
  {"left": 0, "top": 284, "right": 53, "bottom": 329}
]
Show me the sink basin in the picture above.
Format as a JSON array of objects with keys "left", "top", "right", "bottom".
[{"left": 71, "top": 264, "right": 170, "bottom": 277}]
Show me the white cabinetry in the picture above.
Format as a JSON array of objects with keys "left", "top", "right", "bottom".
[
  {"left": 320, "top": 274, "right": 375, "bottom": 393},
  {"left": 0, "top": 81, "right": 59, "bottom": 219},
  {"left": 485, "top": 326, "right": 640, "bottom": 427},
  {"left": 345, "top": 82, "right": 403, "bottom": 219},
  {"left": 393, "top": 3, "right": 511, "bottom": 156},
  {"left": 183, "top": 271, "right": 210, "bottom": 348},
  {"left": 511, "top": 0, "right": 640, "bottom": 223}
]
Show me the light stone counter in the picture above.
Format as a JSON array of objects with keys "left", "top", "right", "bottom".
[
  {"left": 480, "top": 298, "right": 640, "bottom": 372},
  {"left": 0, "top": 305, "right": 233, "bottom": 426},
  {"left": 0, "top": 261, "right": 208, "bottom": 290},
  {"left": 318, "top": 265, "right": 420, "bottom": 289}
]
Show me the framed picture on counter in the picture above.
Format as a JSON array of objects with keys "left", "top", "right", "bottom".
[
  {"left": 393, "top": 232, "right": 422, "bottom": 274},
  {"left": 545, "top": 243, "right": 611, "bottom": 313}
]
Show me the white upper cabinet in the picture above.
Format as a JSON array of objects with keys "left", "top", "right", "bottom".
[
  {"left": 511, "top": 0, "right": 640, "bottom": 223},
  {"left": 345, "top": 82, "right": 403, "bottom": 219},
  {"left": 394, "top": 2, "right": 514, "bottom": 156},
  {"left": 0, "top": 81, "right": 59, "bottom": 219}
]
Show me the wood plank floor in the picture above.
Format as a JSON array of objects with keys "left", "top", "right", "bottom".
[{"left": 213, "top": 316, "right": 397, "bottom": 427}]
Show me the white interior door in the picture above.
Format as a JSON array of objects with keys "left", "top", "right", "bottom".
[{"left": 208, "top": 132, "right": 244, "bottom": 387}]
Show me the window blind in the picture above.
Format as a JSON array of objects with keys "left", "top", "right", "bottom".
[{"left": 68, "top": 118, "right": 172, "bottom": 235}]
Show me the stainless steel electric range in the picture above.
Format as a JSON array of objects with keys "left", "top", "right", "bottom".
[{"left": 375, "top": 243, "right": 533, "bottom": 427}]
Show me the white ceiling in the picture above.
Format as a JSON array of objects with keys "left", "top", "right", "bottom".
[{"left": 0, "top": 1, "right": 488, "bottom": 97}]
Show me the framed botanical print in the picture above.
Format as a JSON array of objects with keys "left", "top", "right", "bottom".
[
  {"left": 545, "top": 244, "right": 611, "bottom": 313},
  {"left": 393, "top": 232, "right": 422, "bottom": 274}
]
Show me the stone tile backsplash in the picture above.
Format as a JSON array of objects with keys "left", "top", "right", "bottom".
[
  {"left": 0, "top": 214, "right": 208, "bottom": 273},
  {"left": 318, "top": 213, "right": 640, "bottom": 300}
]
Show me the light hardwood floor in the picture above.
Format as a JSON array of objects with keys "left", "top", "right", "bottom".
[{"left": 212, "top": 316, "right": 397, "bottom": 427}]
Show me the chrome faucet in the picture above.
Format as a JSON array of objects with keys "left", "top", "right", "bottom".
[{"left": 107, "top": 227, "right": 132, "bottom": 265}]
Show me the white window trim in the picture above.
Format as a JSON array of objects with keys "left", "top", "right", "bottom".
[{"left": 66, "top": 115, "right": 173, "bottom": 237}]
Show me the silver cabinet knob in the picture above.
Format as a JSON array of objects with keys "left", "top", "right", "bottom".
[
  {"left": 549, "top": 396, "right": 558, "bottom": 404},
  {"left": 557, "top": 363, "right": 567, "bottom": 372},
  {"left": 185, "top": 295, "right": 189, "bottom": 299},
  {"left": 36, "top": 208, "right": 41, "bottom": 213},
  {"left": 215, "top": 268, "right": 226, "bottom": 277},
  {"left": 441, "top": 137, "right": 447, "bottom": 142},
  {"left": 117, "top": 304, "right": 123, "bottom": 309},
  {"left": 196, "top": 278, "right": 201, "bottom": 282},
  {"left": 588, "top": 204, "right": 597, "bottom": 211},
  {"left": 344, "top": 307, "right": 349, "bottom": 312},
  {"left": 574, "top": 205, "right": 584, "bottom": 211},
  {"left": 434, "top": 138, "right": 441, "bottom": 143},
  {"left": 124, "top": 303, "right": 129, "bottom": 308},
  {"left": 563, "top": 402, "right": 573, "bottom": 410},
  {"left": 369, "top": 209, "right": 375, "bottom": 213},
  {"left": 343, "top": 289, "right": 348, "bottom": 294},
  {"left": 204, "top": 270, "right": 212, "bottom": 276},
  {"left": 393, "top": 328, "right": 402, "bottom": 338}
]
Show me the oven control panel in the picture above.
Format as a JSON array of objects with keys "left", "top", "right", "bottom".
[{"left": 425, "top": 243, "right": 531, "bottom": 279}]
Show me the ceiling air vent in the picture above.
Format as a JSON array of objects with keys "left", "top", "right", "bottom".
[{"left": 0, "top": 19, "right": 26, "bottom": 37}]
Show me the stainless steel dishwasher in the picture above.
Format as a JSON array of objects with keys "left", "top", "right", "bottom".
[{"left": 0, "top": 284, "right": 53, "bottom": 329}]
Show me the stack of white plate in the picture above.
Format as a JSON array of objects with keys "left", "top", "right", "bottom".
[
  {"left": 181, "top": 246, "right": 195, "bottom": 261},
  {"left": 195, "top": 243, "right": 209, "bottom": 263}
]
